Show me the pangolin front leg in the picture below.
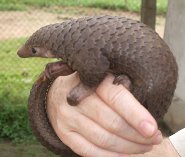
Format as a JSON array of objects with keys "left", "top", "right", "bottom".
[
  {"left": 44, "top": 61, "right": 74, "bottom": 79},
  {"left": 67, "top": 82, "right": 95, "bottom": 106},
  {"left": 67, "top": 53, "right": 110, "bottom": 106}
]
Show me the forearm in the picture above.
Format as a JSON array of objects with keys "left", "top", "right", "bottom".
[{"left": 130, "top": 138, "right": 180, "bottom": 157}]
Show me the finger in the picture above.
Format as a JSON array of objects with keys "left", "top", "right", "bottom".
[
  {"left": 49, "top": 80, "right": 152, "bottom": 154},
  {"left": 69, "top": 110, "right": 153, "bottom": 154},
  {"left": 78, "top": 96, "right": 162, "bottom": 145},
  {"left": 96, "top": 74, "right": 158, "bottom": 138},
  {"left": 60, "top": 131, "right": 128, "bottom": 157}
]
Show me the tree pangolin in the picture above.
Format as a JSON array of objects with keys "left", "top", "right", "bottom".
[{"left": 17, "top": 16, "right": 178, "bottom": 156}]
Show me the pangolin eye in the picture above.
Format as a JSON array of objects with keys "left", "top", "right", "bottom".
[{"left": 32, "top": 47, "right": 37, "bottom": 54}]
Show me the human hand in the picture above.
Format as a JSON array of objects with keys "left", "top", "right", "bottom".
[
  {"left": 47, "top": 73, "right": 163, "bottom": 157},
  {"left": 129, "top": 138, "right": 180, "bottom": 157}
]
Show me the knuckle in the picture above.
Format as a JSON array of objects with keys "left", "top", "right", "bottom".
[
  {"left": 81, "top": 146, "right": 95, "bottom": 157},
  {"left": 59, "top": 106, "right": 69, "bottom": 118},
  {"left": 109, "top": 89, "right": 127, "bottom": 107},
  {"left": 97, "top": 133, "right": 110, "bottom": 148},
  {"left": 59, "top": 106, "right": 77, "bottom": 128},
  {"left": 109, "top": 116, "right": 124, "bottom": 132},
  {"left": 59, "top": 130, "right": 68, "bottom": 141}
]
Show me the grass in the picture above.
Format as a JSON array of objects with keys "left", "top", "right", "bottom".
[
  {"left": 0, "top": 0, "right": 168, "bottom": 15},
  {"left": 0, "top": 38, "right": 58, "bottom": 153},
  {"left": 0, "top": 38, "right": 53, "bottom": 107},
  {"left": 0, "top": 38, "right": 55, "bottom": 142}
]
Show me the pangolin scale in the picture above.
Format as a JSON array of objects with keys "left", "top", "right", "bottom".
[{"left": 18, "top": 16, "right": 178, "bottom": 156}]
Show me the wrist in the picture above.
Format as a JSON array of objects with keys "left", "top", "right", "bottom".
[
  {"left": 162, "top": 138, "right": 180, "bottom": 157},
  {"left": 129, "top": 138, "right": 179, "bottom": 157}
]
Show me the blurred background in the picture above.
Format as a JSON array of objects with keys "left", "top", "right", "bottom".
[{"left": 0, "top": 0, "right": 185, "bottom": 157}]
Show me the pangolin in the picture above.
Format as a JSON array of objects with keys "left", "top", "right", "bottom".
[{"left": 17, "top": 15, "right": 178, "bottom": 156}]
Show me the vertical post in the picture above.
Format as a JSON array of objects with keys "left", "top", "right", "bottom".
[
  {"left": 164, "top": 0, "right": 185, "bottom": 132},
  {"left": 141, "top": 0, "right": 157, "bottom": 30}
]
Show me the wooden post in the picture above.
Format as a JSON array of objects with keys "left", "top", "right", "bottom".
[{"left": 141, "top": 0, "right": 157, "bottom": 30}]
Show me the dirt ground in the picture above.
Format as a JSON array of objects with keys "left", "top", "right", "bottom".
[
  {"left": 0, "top": 6, "right": 165, "bottom": 40},
  {"left": 0, "top": 141, "right": 58, "bottom": 157}
]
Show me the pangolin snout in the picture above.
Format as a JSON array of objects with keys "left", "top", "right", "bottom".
[
  {"left": 17, "top": 46, "right": 29, "bottom": 58},
  {"left": 17, "top": 49, "right": 22, "bottom": 57}
]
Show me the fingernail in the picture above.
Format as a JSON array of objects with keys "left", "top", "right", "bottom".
[
  {"left": 153, "top": 131, "right": 163, "bottom": 144},
  {"left": 140, "top": 121, "right": 156, "bottom": 137}
]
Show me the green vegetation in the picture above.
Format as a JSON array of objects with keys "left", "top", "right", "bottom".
[
  {"left": 0, "top": 38, "right": 55, "bottom": 142},
  {"left": 0, "top": 0, "right": 167, "bottom": 14},
  {"left": 0, "top": 1, "right": 167, "bottom": 155},
  {"left": 0, "top": 103, "right": 35, "bottom": 143}
]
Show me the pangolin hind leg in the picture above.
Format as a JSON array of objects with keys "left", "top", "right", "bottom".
[{"left": 113, "top": 74, "right": 132, "bottom": 91}]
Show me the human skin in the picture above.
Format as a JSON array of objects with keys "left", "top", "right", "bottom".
[
  {"left": 47, "top": 73, "right": 165, "bottom": 157},
  {"left": 129, "top": 139, "right": 179, "bottom": 157}
]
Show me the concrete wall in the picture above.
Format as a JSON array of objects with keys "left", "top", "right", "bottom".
[{"left": 164, "top": 0, "right": 185, "bottom": 132}]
